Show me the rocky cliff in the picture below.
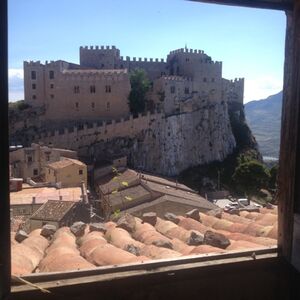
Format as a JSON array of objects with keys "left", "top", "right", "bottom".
[
  {"left": 10, "top": 101, "right": 244, "bottom": 177},
  {"left": 130, "top": 103, "right": 236, "bottom": 176}
]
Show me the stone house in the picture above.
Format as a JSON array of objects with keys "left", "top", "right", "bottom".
[
  {"left": 29, "top": 200, "right": 82, "bottom": 231},
  {"left": 45, "top": 158, "right": 87, "bottom": 188},
  {"left": 9, "top": 143, "right": 77, "bottom": 180}
]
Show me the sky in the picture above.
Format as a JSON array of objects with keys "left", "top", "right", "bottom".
[{"left": 8, "top": 0, "right": 286, "bottom": 103}]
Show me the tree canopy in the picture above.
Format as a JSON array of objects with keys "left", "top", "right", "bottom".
[
  {"left": 128, "top": 69, "right": 150, "bottom": 115},
  {"left": 232, "top": 160, "right": 270, "bottom": 196}
]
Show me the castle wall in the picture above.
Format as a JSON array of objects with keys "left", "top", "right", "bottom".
[
  {"left": 222, "top": 78, "right": 244, "bottom": 104},
  {"left": 31, "top": 111, "right": 164, "bottom": 152},
  {"left": 24, "top": 61, "right": 46, "bottom": 107},
  {"left": 44, "top": 69, "right": 130, "bottom": 121},
  {"left": 80, "top": 46, "right": 121, "bottom": 69}
]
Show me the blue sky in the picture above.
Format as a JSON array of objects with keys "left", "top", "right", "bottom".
[{"left": 8, "top": 0, "right": 286, "bottom": 102}]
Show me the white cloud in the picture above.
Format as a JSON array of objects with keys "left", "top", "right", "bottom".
[
  {"left": 244, "top": 75, "right": 283, "bottom": 103},
  {"left": 8, "top": 68, "right": 24, "bottom": 101}
]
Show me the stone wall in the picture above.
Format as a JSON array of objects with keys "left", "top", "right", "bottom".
[{"left": 28, "top": 102, "right": 235, "bottom": 176}]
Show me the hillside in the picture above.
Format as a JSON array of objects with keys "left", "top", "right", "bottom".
[{"left": 245, "top": 91, "right": 282, "bottom": 158}]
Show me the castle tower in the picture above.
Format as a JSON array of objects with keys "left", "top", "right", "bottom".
[{"left": 80, "top": 46, "right": 121, "bottom": 69}]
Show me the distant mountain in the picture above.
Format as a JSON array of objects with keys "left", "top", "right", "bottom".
[{"left": 245, "top": 91, "right": 282, "bottom": 159}]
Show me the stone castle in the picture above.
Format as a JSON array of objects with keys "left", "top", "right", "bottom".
[
  {"left": 24, "top": 46, "right": 244, "bottom": 120},
  {"left": 17, "top": 46, "right": 245, "bottom": 176}
]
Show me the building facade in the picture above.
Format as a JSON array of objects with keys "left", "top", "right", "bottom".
[
  {"left": 24, "top": 46, "right": 244, "bottom": 121},
  {"left": 45, "top": 158, "right": 87, "bottom": 188},
  {"left": 9, "top": 143, "right": 78, "bottom": 180}
]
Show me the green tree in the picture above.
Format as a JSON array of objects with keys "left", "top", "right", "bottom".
[
  {"left": 232, "top": 160, "right": 270, "bottom": 196},
  {"left": 128, "top": 69, "right": 150, "bottom": 115}
]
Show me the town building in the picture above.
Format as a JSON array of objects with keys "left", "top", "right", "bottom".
[
  {"left": 97, "top": 168, "right": 217, "bottom": 218},
  {"left": 9, "top": 143, "right": 77, "bottom": 180},
  {"left": 23, "top": 46, "right": 244, "bottom": 121},
  {"left": 45, "top": 157, "right": 87, "bottom": 188},
  {"left": 10, "top": 186, "right": 83, "bottom": 217},
  {"left": 29, "top": 200, "right": 88, "bottom": 231}
]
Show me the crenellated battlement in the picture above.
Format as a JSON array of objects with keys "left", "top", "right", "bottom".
[
  {"left": 80, "top": 45, "right": 117, "bottom": 50},
  {"left": 169, "top": 48, "right": 205, "bottom": 55},
  {"left": 228, "top": 78, "right": 244, "bottom": 83},
  {"left": 61, "top": 69, "right": 128, "bottom": 81},
  {"left": 122, "top": 56, "right": 165, "bottom": 63},
  {"left": 31, "top": 110, "right": 164, "bottom": 150},
  {"left": 24, "top": 61, "right": 44, "bottom": 67},
  {"left": 162, "top": 76, "right": 193, "bottom": 82}
]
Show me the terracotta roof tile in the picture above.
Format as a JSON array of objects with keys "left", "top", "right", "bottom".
[{"left": 11, "top": 206, "right": 278, "bottom": 276}]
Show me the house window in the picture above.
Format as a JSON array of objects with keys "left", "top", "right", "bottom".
[
  {"left": 32, "top": 95, "right": 36, "bottom": 100},
  {"left": 31, "top": 70, "right": 36, "bottom": 80},
  {"left": 32, "top": 83, "right": 36, "bottom": 90},
  {"left": 107, "top": 102, "right": 110, "bottom": 111},
  {"left": 74, "top": 86, "right": 80, "bottom": 93},
  {"left": 203, "top": 77, "right": 207, "bottom": 82},
  {"left": 184, "top": 87, "right": 189, "bottom": 94},
  {"left": 170, "top": 86, "right": 175, "bottom": 94},
  {"left": 49, "top": 70, "right": 54, "bottom": 79},
  {"left": 50, "top": 84, "right": 54, "bottom": 89},
  {"left": 79, "top": 170, "right": 83, "bottom": 175},
  {"left": 33, "top": 169, "right": 38, "bottom": 176},
  {"left": 90, "top": 85, "right": 96, "bottom": 93},
  {"left": 75, "top": 102, "right": 79, "bottom": 109},
  {"left": 105, "top": 85, "right": 111, "bottom": 93}
]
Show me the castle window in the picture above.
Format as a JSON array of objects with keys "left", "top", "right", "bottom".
[
  {"left": 106, "top": 102, "right": 110, "bottom": 111},
  {"left": 91, "top": 102, "right": 95, "bottom": 109},
  {"left": 79, "top": 170, "right": 83, "bottom": 175},
  {"left": 184, "top": 87, "right": 189, "bottom": 94},
  {"left": 31, "top": 70, "right": 36, "bottom": 80},
  {"left": 75, "top": 102, "right": 79, "bottom": 109},
  {"left": 105, "top": 85, "right": 111, "bottom": 93},
  {"left": 101, "top": 64, "right": 104, "bottom": 68},
  {"left": 203, "top": 77, "right": 207, "bottom": 82},
  {"left": 170, "top": 86, "right": 175, "bottom": 94},
  {"left": 32, "top": 95, "right": 36, "bottom": 100},
  {"left": 50, "top": 84, "right": 54, "bottom": 89},
  {"left": 27, "top": 156, "right": 33, "bottom": 163},
  {"left": 33, "top": 169, "right": 38, "bottom": 176},
  {"left": 90, "top": 85, "right": 96, "bottom": 93},
  {"left": 49, "top": 70, "right": 54, "bottom": 79},
  {"left": 211, "top": 78, "right": 215, "bottom": 82},
  {"left": 120, "top": 64, "right": 124, "bottom": 69},
  {"left": 186, "top": 58, "right": 189, "bottom": 62},
  {"left": 46, "top": 154, "right": 50, "bottom": 161},
  {"left": 50, "top": 94, "right": 54, "bottom": 99},
  {"left": 74, "top": 86, "right": 80, "bottom": 94},
  {"left": 32, "top": 83, "right": 36, "bottom": 90}
]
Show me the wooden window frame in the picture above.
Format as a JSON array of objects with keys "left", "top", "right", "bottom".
[{"left": 1, "top": 0, "right": 300, "bottom": 298}]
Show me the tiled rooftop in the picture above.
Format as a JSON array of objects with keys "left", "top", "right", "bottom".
[
  {"left": 30, "top": 200, "right": 77, "bottom": 221},
  {"left": 46, "top": 157, "right": 85, "bottom": 170},
  {"left": 10, "top": 187, "right": 82, "bottom": 205},
  {"left": 11, "top": 206, "right": 278, "bottom": 277}
]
